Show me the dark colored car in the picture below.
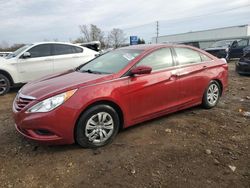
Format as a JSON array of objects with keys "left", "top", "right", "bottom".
[
  {"left": 236, "top": 52, "right": 250, "bottom": 75},
  {"left": 13, "top": 44, "right": 228, "bottom": 148},
  {"left": 205, "top": 40, "right": 234, "bottom": 59},
  {"left": 243, "top": 45, "right": 250, "bottom": 56},
  {"left": 205, "top": 39, "right": 250, "bottom": 60},
  {"left": 228, "top": 38, "right": 250, "bottom": 59}
]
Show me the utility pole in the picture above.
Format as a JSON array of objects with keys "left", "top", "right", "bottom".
[{"left": 156, "top": 21, "right": 159, "bottom": 43}]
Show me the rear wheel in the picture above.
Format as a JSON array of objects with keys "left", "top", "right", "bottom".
[
  {"left": 202, "top": 81, "right": 221, "bottom": 109},
  {"left": 0, "top": 74, "right": 10, "bottom": 96},
  {"left": 75, "top": 104, "right": 120, "bottom": 148}
]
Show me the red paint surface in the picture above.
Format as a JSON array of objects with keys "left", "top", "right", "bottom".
[{"left": 13, "top": 44, "right": 228, "bottom": 144}]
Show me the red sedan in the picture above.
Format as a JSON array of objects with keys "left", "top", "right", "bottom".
[{"left": 13, "top": 44, "right": 228, "bottom": 148}]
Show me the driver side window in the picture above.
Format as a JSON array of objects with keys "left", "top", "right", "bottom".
[
  {"left": 136, "top": 48, "right": 173, "bottom": 71},
  {"left": 27, "top": 44, "right": 52, "bottom": 58},
  {"left": 237, "top": 39, "right": 248, "bottom": 47}
]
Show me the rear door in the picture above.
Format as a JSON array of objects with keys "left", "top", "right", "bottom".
[
  {"left": 17, "top": 44, "right": 53, "bottom": 82},
  {"left": 52, "top": 44, "right": 86, "bottom": 73},
  {"left": 126, "top": 48, "right": 180, "bottom": 122},
  {"left": 173, "top": 47, "right": 212, "bottom": 105}
]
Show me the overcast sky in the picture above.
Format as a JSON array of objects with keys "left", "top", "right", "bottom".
[{"left": 0, "top": 0, "right": 250, "bottom": 46}]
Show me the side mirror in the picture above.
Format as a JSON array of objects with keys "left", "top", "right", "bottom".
[
  {"left": 130, "top": 65, "right": 152, "bottom": 75},
  {"left": 22, "top": 52, "right": 31, "bottom": 58}
]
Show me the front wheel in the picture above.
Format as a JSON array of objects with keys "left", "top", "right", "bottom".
[
  {"left": 0, "top": 74, "right": 10, "bottom": 96},
  {"left": 75, "top": 104, "right": 120, "bottom": 148},
  {"left": 202, "top": 81, "right": 221, "bottom": 109}
]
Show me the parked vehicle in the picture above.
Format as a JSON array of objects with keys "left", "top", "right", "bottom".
[
  {"left": 0, "top": 52, "right": 12, "bottom": 57},
  {"left": 228, "top": 38, "right": 250, "bottom": 59},
  {"left": 77, "top": 41, "right": 101, "bottom": 52},
  {"left": 205, "top": 38, "right": 250, "bottom": 60},
  {"left": 180, "top": 42, "right": 200, "bottom": 48},
  {"left": 13, "top": 44, "right": 228, "bottom": 148},
  {"left": 242, "top": 45, "right": 250, "bottom": 56},
  {"left": 236, "top": 52, "right": 250, "bottom": 75},
  {"left": 204, "top": 40, "right": 235, "bottom": 59},
  {"left": 0, "top": 42, "right": 98, "bottom": 95}
]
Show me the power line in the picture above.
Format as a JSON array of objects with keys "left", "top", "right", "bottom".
[
  {"left": 122, "top": 4, "right": 250, "bottom": 30},
  {"left": 156, "top": 21, "right": 159, "bottom": 44}
]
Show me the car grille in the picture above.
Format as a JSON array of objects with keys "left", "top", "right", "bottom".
[{"left": 14, "top": 93, "right": 35, "bottom": 112}]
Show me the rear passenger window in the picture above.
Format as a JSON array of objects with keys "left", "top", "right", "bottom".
[
  {"left": 200, "top": 53, "right": 212, "bottom": 61},
  {"left": 175, "top": 48, "right": 202, "bottom": 65},
  {"left": 136, "top": 48, "right": 173, "bottom": 71},
  {"left": 72, "top": 46, "right": 83, "bottom": 53},
  {"left": 52, "top": 44, "right": 80, "bottom": 55}
]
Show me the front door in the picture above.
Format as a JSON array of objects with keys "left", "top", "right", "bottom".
[
  {"left": 17, "top": 44, "right": 53, "bottom": 83},
  {"left": 126, "top": 48, "right": 179, "bottom": 122}
]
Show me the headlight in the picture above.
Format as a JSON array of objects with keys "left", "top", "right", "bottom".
[{"left": 26, "top": 89, "right": 77, "bottom": 113}]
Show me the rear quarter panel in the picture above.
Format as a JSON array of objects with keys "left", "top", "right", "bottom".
[{"left": 206, "top": 59, "right": 228, "bottom": 94}]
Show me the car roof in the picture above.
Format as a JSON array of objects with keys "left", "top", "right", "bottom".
[
  {"left": 32, "top": 41, "right": 81, "bottom": 46},
  {"left": 120, "top": 44, "right": 168, "bottom": 50},
  {"left": 119, "top": 44, "right": 195, "bottom": 51}
]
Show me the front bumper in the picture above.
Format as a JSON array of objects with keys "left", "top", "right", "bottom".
[
  {"left": 236, "top": 61, "right": 250, "bottom": 75},
  {"left": 13, "top": 103, "right": 79, "bottom": 145}
]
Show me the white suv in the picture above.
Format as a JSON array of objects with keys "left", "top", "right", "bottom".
[{"left": 0, "top": 42, "right": 98, "bottom": 95}]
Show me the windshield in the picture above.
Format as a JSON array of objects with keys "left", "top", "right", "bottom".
[
  {"left": 210, "top": 40, "right": 233, "bottom": 48},
  {"left": 6, "top": 44, "right": 32, "bottom": 59},
  {"left": 79, "top": 49, "right": 143, "bottom": 74}
]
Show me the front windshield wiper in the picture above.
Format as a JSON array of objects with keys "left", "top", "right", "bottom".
[{"left": 80, "top": 69, "right": 109, "bottom": 74}]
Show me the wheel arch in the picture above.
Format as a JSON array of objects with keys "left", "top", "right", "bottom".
[
  {"left": 0, "top": 69, "right": 14, "bottom": 86},
  {"left": 213, "top": 79, "right": 223, "bottom": 96},
  {"left": 74, "top": 99, "right": 125, "bottom": 141}
]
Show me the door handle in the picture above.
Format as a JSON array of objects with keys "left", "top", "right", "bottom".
[
  {"left": 202, "top": 65, "right": 207, "bottom": 70},
  {"left": 169, "top": 73, "right": 178, "bottom": 81}
]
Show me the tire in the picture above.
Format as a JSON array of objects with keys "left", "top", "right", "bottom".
[
  {"left": 0, "top": 74, "right": 10, "bottom": 96},
  {"left": 202, "top": 80, "right": 221, "bottom": 109},
  {"left": 75, "top": 104, "right": 120, "bottom": 148}
]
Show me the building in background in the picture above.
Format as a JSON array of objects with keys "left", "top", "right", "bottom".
[{"left": 152, "top": 25, "right": 250, "bottom": 49}]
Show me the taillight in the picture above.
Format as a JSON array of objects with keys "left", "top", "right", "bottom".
[{"left": 222, "top": 64, "right": 228, "bottom": 70}]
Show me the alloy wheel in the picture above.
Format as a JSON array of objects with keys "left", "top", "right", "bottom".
[
  {"left": 207, "top": 83, "right": 219, "bottom": 105},
  {"left": 85, "top": 112, "right": 114, "bottom": 144},
  {"left": 0, "top": 78, "right": 8, "bottom": 95}
]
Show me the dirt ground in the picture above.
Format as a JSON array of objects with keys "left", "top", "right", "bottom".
[{"left": 0, "top": 62, "right": 249, "bottom": 188}]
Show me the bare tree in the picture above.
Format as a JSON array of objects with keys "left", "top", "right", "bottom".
[
  {"left": 107, "top": 28, "right": 126, "bottom": 48},
  {"left": 0, "top": 41, "right": 9, "bottom": 49},
  {"left": 0, "top": 43, "right": 24, "bottom": 52},
  {"left": 79, "top": 24, "right": 104, "bottom": 44},
  {"left": 72, "top": 37, "right": 84, "bottom": 44},
  {"left": 79, "top": 25, "right": 90, "bottom": 42}
]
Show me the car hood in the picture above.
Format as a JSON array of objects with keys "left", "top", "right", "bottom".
[
  {"left": 0, "top": 57, "right": 15, "bottom": 63},
  {"left": 20, "top": 70, "right": 114, "bottom": 100}
]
